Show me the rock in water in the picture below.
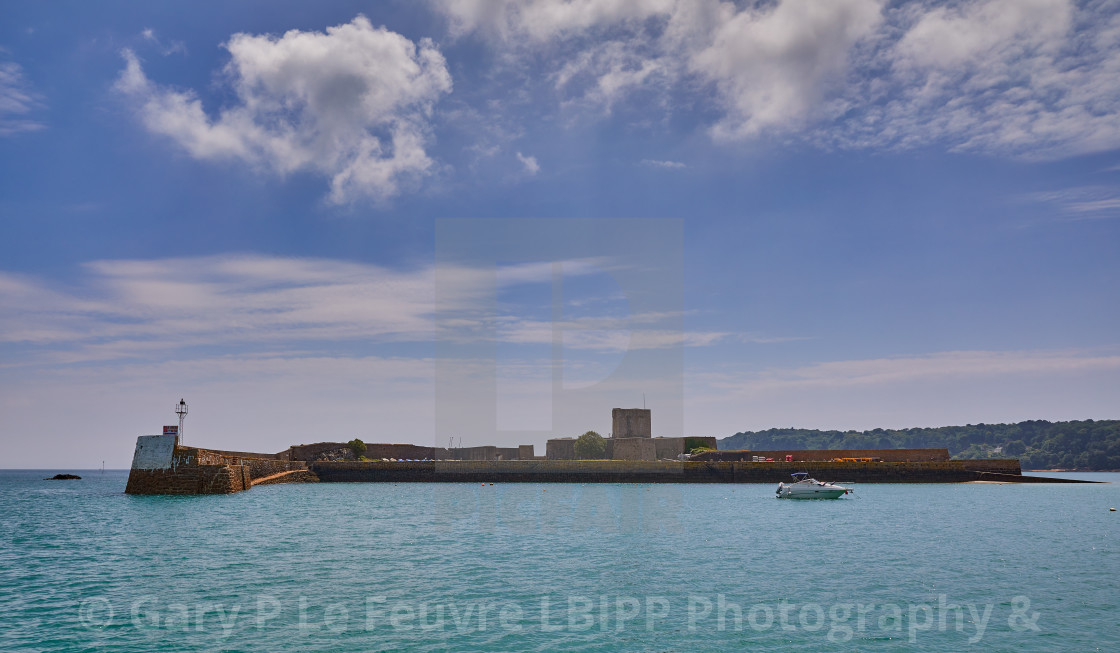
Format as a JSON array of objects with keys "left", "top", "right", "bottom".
[{"left": 45, "top": 474, "right": 81, "bottom": 480}]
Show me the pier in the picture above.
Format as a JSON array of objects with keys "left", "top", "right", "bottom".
[{"left": 123, "top": 434, "right": 1092, "bottom": 495}]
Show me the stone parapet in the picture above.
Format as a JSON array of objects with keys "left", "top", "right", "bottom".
[{"left": 693, "top": 448, "right": 952, "bottom": 462}]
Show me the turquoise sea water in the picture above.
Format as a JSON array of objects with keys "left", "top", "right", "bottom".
[{"left": 2, "top": 470, "right": 1119, "bottom": 651}]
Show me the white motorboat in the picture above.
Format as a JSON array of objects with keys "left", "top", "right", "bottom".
[{"left": 775, "top": 472, "right": 852, "bottom": 499}]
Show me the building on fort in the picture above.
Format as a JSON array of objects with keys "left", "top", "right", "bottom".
[{"left": 545, "top": 408, "right": 716, "bottom": 461}]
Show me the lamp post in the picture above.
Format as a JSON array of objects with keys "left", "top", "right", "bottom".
[{"left": 175, "top": 398, "right": 188, "bottom": 444}]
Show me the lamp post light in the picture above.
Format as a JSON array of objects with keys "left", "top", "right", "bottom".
[{"left": 175, "top": 398, "right": 188, "bottom": 444}]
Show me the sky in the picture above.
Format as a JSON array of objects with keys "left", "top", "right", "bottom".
[{"left": 1, "top": 0, "right": 1119, "bottom": 468}]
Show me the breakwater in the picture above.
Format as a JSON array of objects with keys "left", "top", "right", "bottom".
[
  {"left": 124, "top": 435, "right": 309, "bottom": 495},
  {"left": 124, "top": 434, "right": 1096, "bottom": 495},
  {"left": 309, "top": 459, "right": 1026, "bottom": 484},
  {"left": 125, "top": 435, "right": 1101, "bottom": 494}
]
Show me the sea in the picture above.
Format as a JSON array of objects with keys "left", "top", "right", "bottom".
[{"left": 2, "top": 470, "right": 1118, "bottom": 652}]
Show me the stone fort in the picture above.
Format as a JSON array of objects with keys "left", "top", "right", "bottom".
[{"left": 545, "top": 407, "right": 716, "bottom": 461}]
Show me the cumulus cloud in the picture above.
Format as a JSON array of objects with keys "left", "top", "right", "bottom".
[
  {"left": 641, "top": 158, "right": 685, "bottom": 169},
  {"left": 0, "top": 59, "right": 45, "bottom": 136},
  {"left": 691, "top": 0, "right": 883, "bottom": 139},
  {"left": 433, "top": 0, "right": 886, "bottom": 137},
  {"left": 115, "top": 16, "right": 452, "bottom": 203},
  {"left": 432, "top": 0, "right": 1120, "bottom": 160}
]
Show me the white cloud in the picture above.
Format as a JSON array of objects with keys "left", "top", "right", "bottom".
[
  {"left": 691, "top": 0, "right": 883, "bottom": 139},
  {"left": 116, "top": 16, "right": 452, "bottom": 203},
  {"left": 0, "top": 59, "right": 45, "bottom": 136},
  {"left": 553, "top": 39, "right": 669, "bottom": 112},
  {"left": 140, "top": 27, "right": 187, "bottom": 56},
  {"left": 0, "top": 255, "right": 439, "bottom": 364},
  {"left": 432, "top": 0, "right": 887, "bottom": 140},
  {"left": 0, "top": 254, "right": 727, "bottom": 367},
  {"left": 432, "top": 0, "right": 1120, "bottom": 160},
  {"left": 828, "top": 0, "right": 1120, "bottom": 158},
  {"left": 491, "top": 311, "right": 730, "bottom": 352},
  {"left": 435, "top": 0, "right": 673, "bottom": 41},
  {"left": 746, "top": 349, "right": 1120, "bottom": 390},
  {"left": 515, "top": 151, "right": 540, "bottom": 174},
  {"left": 1023, "top": 185, "right": 1120, "bottom": 220},
  {"left": 641, "top": 158, "right": 685, "bottom": 169}
]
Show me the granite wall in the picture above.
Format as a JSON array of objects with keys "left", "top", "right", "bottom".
[{"left": 693, "top": 448, "right": 953, "bottom": 462}]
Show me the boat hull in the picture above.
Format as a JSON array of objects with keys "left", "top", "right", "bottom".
[
  {"left": 776, "top": 487, "right": 847, "bottom": 499},
  {"left": 775, "top": 478, "right": 851, "bottom": 499}
]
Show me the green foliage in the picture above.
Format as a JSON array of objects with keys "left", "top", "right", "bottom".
[
  {"left": 574, "top": 431, "right": 606, "bottom": 459},
  {"left": 718, "top": 420, "right": 1120, "bottom": 471},
  {"left": 347, "top": 438, "right": 367, "bottom": 459},
  {"left": 684, "top": 437, "right": 710, "bottom": 453}
]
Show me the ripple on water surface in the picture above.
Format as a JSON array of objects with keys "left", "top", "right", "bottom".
[{"left": 1, "top": 471, "right": 1119, "bottom": 651}]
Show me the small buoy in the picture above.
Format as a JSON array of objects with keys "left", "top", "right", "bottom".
[{"left": 481, "top": 483, "right": 485, "bottom": 486}]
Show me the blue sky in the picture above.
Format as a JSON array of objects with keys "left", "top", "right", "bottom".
[{"left": 2, "top": 0, "right": 1119, "bottom": 467}]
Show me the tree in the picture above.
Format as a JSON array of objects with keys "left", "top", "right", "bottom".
[
  {"left": 347, "top": 438, "right": 367, "bottom": 459},
  {"left": 574, "top": 431, "right": 606, "bottom": 459}
]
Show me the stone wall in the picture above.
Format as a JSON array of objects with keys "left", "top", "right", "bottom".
[
  {"left": 546, "top": 438, "right": 576, "bottom": 460},
  {"left": 308, "top": 459, "right": 1051, "bottom": 483},
  {"left": 450, "top": 446, "right": 498, "bottom": 461},
  {"left": 612, "top": 408, "right": 651, "bottom": 438},
  {"left": 251, "top": 469, "right": 320, "bottom": 486},
  {"left": 694, "top": 448, "right": 952, "bottom": 462},
  {"left": 282, "top": 441, "right": 541, "bottom": 461},
  {"left": 126, "top": 435, "right": 304, "bottom": 495},
  {"left": 171, "top": 446, "right": 305, "bottom": 478},
  {"left": 612, "top": 438, "right": 657, "bottom": 461},
  {"left": 203, "top": 448, "right": 284, "bottom": 460},
  {"left": 125, "top": 464, "right": 251, "bottom": 494},
  {"left": 960, "top": 459, "right": 1021, "bottom": 475},
  {"left": 366, "top": 443, "right": 448, "bottom": 460}
]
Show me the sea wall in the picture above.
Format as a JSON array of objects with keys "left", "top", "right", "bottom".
[
  {"left": 125, "top": 434, "right": 309, "bottom": 495},
  {"left": 123, "top": 436, "right": 1050, "bottom": 494},
  {"left": 125, "top": 464, "right": 252, "bottom": 495},
  {"left": 308, "top": 459, "right": 1019, "bottom": 483},
  {"left": 960, "top": 459, "right": 1021, "bottom": 475},
  {"left": 695, "top": 448, "right": 952, "bottom": 462}
]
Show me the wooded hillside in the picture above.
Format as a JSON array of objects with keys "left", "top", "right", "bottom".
[{"left": 718, "top": 420, "right": 1120, "bottom": 470}]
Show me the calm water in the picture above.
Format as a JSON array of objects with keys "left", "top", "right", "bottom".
[{"left": 2, "top": 470, "right": 1119, "bottom": 651}]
